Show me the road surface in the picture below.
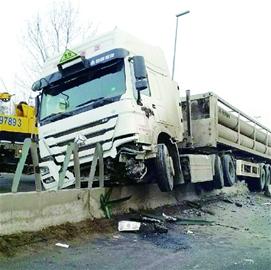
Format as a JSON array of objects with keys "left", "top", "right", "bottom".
[
  {"left": 1, "top": 190, "right": 271, "bottom": 270},
  {"left": 0, "top": 173, "right": 35, "bottom": 193}
]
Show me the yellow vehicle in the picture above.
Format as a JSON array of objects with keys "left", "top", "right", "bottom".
[{"left": 0, "top": 92, "right": 38, "bottom": 171}]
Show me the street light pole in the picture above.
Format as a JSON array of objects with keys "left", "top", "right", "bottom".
[{"left": 172, "top": 10, "right": 190, "bottom": 80}]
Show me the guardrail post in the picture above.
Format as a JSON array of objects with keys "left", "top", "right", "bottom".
[
  {"left": 58, "top": 142, "right": 74, "bottom": 190},
  {"left": 88, "top": 143, "right": 104, "bottom": 188},
  {"left": 12, "top": 138, "right": 32, "bottom": 193},
  {"left": 73, "top": 143, "right": 81, "bottom": 189},
  {"left": 58, "top": 142, "right": 81, "bottom": 190},
  {"left": 30, "top": 141, "right": 42, "bottom": 192}
]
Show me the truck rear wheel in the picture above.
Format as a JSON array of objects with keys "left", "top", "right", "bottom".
[
  {"left": 221, "top": 154, "right": 236, "bottom": 186},
  {"left": 214, "top": 155, "right": 224, "bottom": 189},
  {"left": 247, "top": 164, "right": 266, "bottom": 191},
  {"left": 155, "top": 144, "right": 174, "bottom": 192},
  {"left": 264, "top": 165, "right": 270, "bottom": 189}
]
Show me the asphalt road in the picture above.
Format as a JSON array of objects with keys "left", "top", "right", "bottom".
[
  {"left": 1, "top": 191, "right": 271, "bottom": 270},
  {"left": 0, "top": 173, "right": 36, "bottom": 193}
]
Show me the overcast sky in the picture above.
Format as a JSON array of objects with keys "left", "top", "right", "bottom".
[{"left": 1, "top": 0, "right": 271, "bottom": 127}]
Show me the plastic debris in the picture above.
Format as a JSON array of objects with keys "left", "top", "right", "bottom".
[
  {"left": 186, "top": 230, "right": 194, "bottom": 234},
  {"left": 118, "top": 221, "right": 141, "bottom": 232},
  {"left": 243, "top": 259, "right": 254, "bottom": 264},
  {"left": 262, "top": 202, "right": 271, "bottom": 206},
  {"left": 162, "top": 213, "right": 177, "bottom": 222},
  {"left": 55, "top": 243, "right": 69, "bottom": 248},
  {"left": 142, "top": 215, "right": 163, "bottom": 224}
]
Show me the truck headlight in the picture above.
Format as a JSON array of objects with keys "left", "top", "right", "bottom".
[{"left": 40, "top": 166, "right": 50, "bottom": 176}]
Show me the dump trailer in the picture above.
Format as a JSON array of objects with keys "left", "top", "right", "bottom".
[
  {"left": 32, "top": 29, "right": 271, "bottom": 192},
  {"left": 0, "top": 92, "right": 38, "bottom": 172}
]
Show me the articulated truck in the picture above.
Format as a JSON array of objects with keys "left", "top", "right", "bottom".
[{"left": 32, "top": 29, "right": 271, "bottom": 192}]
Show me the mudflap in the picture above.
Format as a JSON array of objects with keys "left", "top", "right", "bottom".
[{"left": 169, "top": 141, "right": 184, "bottom": 185}]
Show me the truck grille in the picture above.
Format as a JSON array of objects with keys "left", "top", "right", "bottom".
[{"left": 43, "top": 114, "right": 118, "bottom": 164}]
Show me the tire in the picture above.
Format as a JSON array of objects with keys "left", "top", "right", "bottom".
[
  {"left": 247, "top": 164, "right": 266, "bottom": 192},
  {"left": 155, "top": 144, "right": 175, "bottom": 192},
  {"left": 213, "top": 155, "right": 224, "bottom": 189},
  {"left": 265, "top": 165, "right": 270, "bottom": 189},
  {"left": 258, "top": 164, "right": 266, "bottom": 191},
  {"left": 221, "top": 154, "right": 236, "bottom": 186}
]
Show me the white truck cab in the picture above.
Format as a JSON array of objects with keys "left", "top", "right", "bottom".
[{"left": 33, "top": 30, "right": 184, "bottom": 190}]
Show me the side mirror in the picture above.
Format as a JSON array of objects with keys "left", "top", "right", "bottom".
[
  {"left": 32, "top": 80, "right": 42, "bottom": 92},
  {"left": 132, "top": 56, "right": 149, "bottom": 105},
  {"left": 132, "top": 56, "right": 148, "bottom": 93},
  {"left": 32, "top": 78, "right": 50, "bottom": 92},
  {"left": 133, "top": 56, "right": 147, "bottom": 80}
]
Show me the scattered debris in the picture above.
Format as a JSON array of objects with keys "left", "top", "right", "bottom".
[
  {"left": 243, "top": 258, "right": 254, "bottom": 264},
  {"left": 141, "top": 215, "right": 163, "bottom": 224},
  {"left": 162, "top": 213, "right": 177, "bottom": 222},
  {"left": 235, "top": 202, "right": 243, "bottom": 207},
  {"left": 175, "top": 218, "right": 214, "bottom": 226},
  {"left": 201, "top": 208, "right": 215, "bottom": 215},
  {"left": 55, "top": 243, "right": 69, "bottom": 248},
  {"left": 222, "top": 198, "right": 243, "bottom": 207},
  {"left": 262, "top": 202, "right": 271, "bottom": 206},
  {"left": 185, "top": 200, "right": 215, "bottom": 215},
  {"left": 186, "top": 201, "right": 202, "bottom": 209},
  {"left": 147, "top": 223, "right": 168, "bottom": 234},
  {"left": 118, "top": 221, "right": 141, "bottom": 232},
  {"left": 215, "top": 223, "right": 240, "bottom": 230},
  {"left": 222, "top": 198, "right": 234, "bottom": 204},
  {"left": 120, "top": 209, "right": 214, "bottom": 235}
]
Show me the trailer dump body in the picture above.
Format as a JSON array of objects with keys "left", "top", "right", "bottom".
[{"left": 181, "top": 92, "right": 271, "bottom": 162}]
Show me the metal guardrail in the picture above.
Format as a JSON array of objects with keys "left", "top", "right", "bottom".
[
  {"left": 12, "top": 138, "right": 42, "bottom": 193},
  {"left": 10, "top": 139, "right": 104, "bottom": 193}
]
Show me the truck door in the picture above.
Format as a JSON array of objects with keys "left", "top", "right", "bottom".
[{"left": 138, "top": 84, "right": 158, "bottom": 143}]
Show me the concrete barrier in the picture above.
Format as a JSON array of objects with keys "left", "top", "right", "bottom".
[{"left": 0, "top": 184, "right": 189, "bottom": 236}]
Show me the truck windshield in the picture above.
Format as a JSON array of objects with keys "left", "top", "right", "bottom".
[{"left": 39, "top": 59, "right": 125, "bottom": 122}]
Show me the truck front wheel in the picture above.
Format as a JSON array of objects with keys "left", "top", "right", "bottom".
[{"left": 155, "top": 144, "right": 175, "bottom": 192}]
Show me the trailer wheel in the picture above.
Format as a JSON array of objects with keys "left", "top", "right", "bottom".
[
  {"left": 155, "top": 144, "right": 174, "bottom": 192},
  {"left": 258, "top": 164, "right": 266, "bottom": 191},
  {"left": 221, "top": 154, "right": 236, "bottom": 186},
  {"left": 247, "top": 164, "right": 266, "bottom": 192},
  {"left": 265, "top": 165, "right": 270, "bottom": 189},
  {"left": 213, "top": 155, "right": 224, "bottom": 189}
]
